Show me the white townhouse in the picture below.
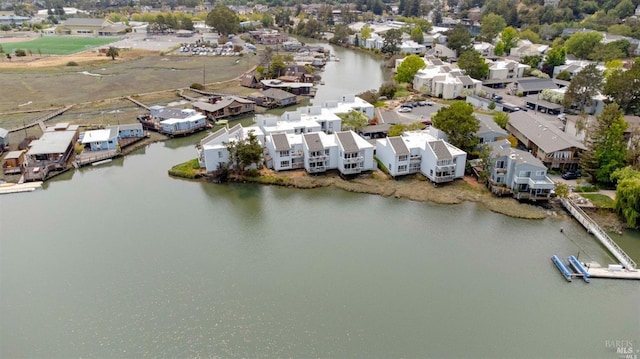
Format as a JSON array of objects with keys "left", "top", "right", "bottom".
[
  {"left": 411, "top": 57, "right": 482, "bottom": 99},
  {"left": 321, "top": 94, "right": 375, "bottom": 121},
  {"left": 265, "top": 132, "right": 306, "bottom": 171},
  {"left": 399, "top": 40, "right": 427, "bottom": 55},
  {"left": 376, "top": 130, "right": 466, "bottom": 183},
  {"left": 473, "top": 42, "right": 495, "bottom": 57},
  {"left": 487, "top": 59, "right": 530, "bottom": 81},
  {"left": 302, "top": 132, "right": 338, "bottom": 174},
  {"left": 197, "top": 124, "right": 265, "bottom": 172},
  {"left": 509, "top": 40, "right": 549, "bottom": 60},
  {"left": 255, "top": 113, "right": 323, "bottom": 135},
  {"left": 336, "top": 131, "right": 376, "bottom": 175},
  {"left": 486, "top": 139, "right": 555, "bottom": 200}
]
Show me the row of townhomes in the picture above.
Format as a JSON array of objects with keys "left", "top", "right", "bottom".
[{"left": 197, "top": 95, "right": 467, "bottom": 183}]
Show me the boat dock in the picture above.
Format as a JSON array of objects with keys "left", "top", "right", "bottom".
[
  {"left": 560, "top": 198, "right": 638, "bottom": 277},
  {"left": 0, "top": 182, "right": 43, "bottom": 195}
]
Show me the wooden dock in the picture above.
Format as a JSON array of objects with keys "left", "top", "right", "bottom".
[
  {"left": 9, "top": 105, "right": 74, "bottom": 133},
  {"left": 74, "top": 150, "right": 119, "bottom": 167},
  {"left": 0, "top": 182, "right": 43, "bottom": 195},
  {"left": 125, "top": 96, "right": 150, "bottom": 111}
]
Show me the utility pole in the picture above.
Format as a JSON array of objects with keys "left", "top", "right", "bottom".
[{"left": 203, "top": 64, "right": 206, "bottom": 88}]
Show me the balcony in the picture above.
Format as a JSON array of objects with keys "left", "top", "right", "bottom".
[
  {"left": 436, "top": 164, "right": 456, "bottom": 172},
  {"left": 528, "top": 176, "right": 555, "bottom": 189},
  {"left": 343, "top": 156, "right": 363, "bottom": 164},
  {"left": 308, "top": 155, "right": 327, "bottom": 162},
  {"left": 342, "top": 166, "right": 362, "bottom": 174},
  {"left": 308, "top": 166, "right": 326, "bottom": 173},
  {"left": 433, "top": 174, "right": 455, "bottom": 183}
]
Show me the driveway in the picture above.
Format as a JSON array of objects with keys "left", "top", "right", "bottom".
[{"left": 377, "top": 102, "right": 444, "bottom": 125}]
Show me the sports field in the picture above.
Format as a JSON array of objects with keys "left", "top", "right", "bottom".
[{"left": 1, "top": 36, "right": 117, "bottom": 55}]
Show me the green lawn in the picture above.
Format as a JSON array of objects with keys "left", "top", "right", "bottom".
[
  {"left": 1, "top": 37, "right": 118, "bottom": 55},
  {"left": 580, "top": 193, "right": 615, "bottom": 209}
]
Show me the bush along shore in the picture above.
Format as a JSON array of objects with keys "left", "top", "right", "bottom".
[{"left": 168, "top": 160, "right": 549, "bottom": 220}]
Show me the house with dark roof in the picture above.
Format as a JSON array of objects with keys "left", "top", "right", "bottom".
[
  {"left": 336, "top": 131, "right": 375, "bottom": 176},
  {"left": 506, "top": 111, "right": 586, "bottom": 171},
  {"left": 192, "top": 96, "right": 255, "bottom": 121},
  {"left": 476, "top": 114, "right": 507, "bottom": 146},
  {"left": 249, "top": 88, "right": 297, "bottom": 108},
  {"left": 302, "top": 132, "right": 335, "bottom": 174},
  {"left": 260, "top": 79, "right": 313, "bottom": 95},
  {"left": 265, "top": 132, "right": 305, "bottom": 171},
  {"left": 240, "top": 73, "right": 260, "bottom": 88},
  {"left": 23, "top": 123, "right": 79, "bottom": 181},
  {"left": 485, "top": 139, "right": 555, "bottom": 200}
]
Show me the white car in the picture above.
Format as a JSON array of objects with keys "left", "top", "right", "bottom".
[{"left": 398, "top": 107, "right": 412, "bottom": 113}]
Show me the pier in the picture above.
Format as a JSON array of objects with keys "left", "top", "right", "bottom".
[{"left": 560, "top": 197, "right": 636, "bottom": 271}]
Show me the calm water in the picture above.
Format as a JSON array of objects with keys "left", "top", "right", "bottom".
[{"left": 1, "top": 43, "right": 639, "bottom": 358}]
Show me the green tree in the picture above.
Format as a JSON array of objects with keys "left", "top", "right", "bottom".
[
  {"left": 500, "top": 27, "right": 519, "bottom": 54},
  {"left": 431, "top": 101, "right": 480, "bottom": 153},
  {"left": 340, "top": 110, "right": 369, "bottom": 132},
  {"left": 330, "top": 24, "right": 351, "bottom": 45},
  {"left": 554, "top": 183, "right": 570, "bottom": 198},
  {"left": 395, "top": 55, "right": 425, "bottom": 83},
  {"left": 226, "top": 130, "right": 263, "bottom": 174},
  {"left": 518, "top": 29, "right": 543, "bottom": 44},
  {"left": 106, "top": 46, "right": 119, "bottom": 60},
  {"left": 268, "top": 55, "right": 288, "bottom": 78},
  {"left": 378, "top": 81, "right": 397, "bottom": 99},
  {"left": 446, "top": 25, "right": 472, "bottom": 57},
  {"left": 564, "top": 31, "right": 603, "bottom": 59},
  {"left": 388, "top": 122, "right": 425, "bottom": 137},
  {"left": 494, "top": 41, "right": 505, "bottom": 56},
  {"left": 361, "top": 24, "right": 372, "bottom": 40},
  {"left": 381, "top": 28, "right": 402, "bottom": 55},
  {"left": 611, "top": 167, "right": 640, "bottom": 228},
  {"left": 562, "top": 64, "right": 603, "bottom": 112},
  {"left": 543, "top": 46, "right": 566, "bottom": 75},
  {"left": 609, "top": 0, "right": 635, "bottom": 18},
  {"left": 556, "top": 70, "right": 571, "bottom": 81},
  {"left": 457, "top": 50, "right": 489, "bottom": 80},
  {"left": 181, "top": 17, "right": 194, "bottom": 31},
  {"left": 206, "top": 4, "right": 240, "bottom": 36},
  {"left": 410, "top": 26, "right": 424, "bottom": 44},
  {"left": 521, "top": 55, "right": 542, "bottom": 68},
  {"left": 261, "top": 13, "right": 274, "bottom": 28},
  {"left": 493, "top": 112, "right": 509, "bottom": 129},
  {"left": 590, "top": 104, "right": 629, "bottom": 186},
  {"left": 480, "top": 13, "right": 506, "bottom": 42},
  {"left": 604, "top": 59, "right": 640, "bottom": 115}
]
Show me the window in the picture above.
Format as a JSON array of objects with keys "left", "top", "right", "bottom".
[
  {"left": 279, "top": 150, "right": 289, "bottom": 157},
  {"left": 518, "top": 171, "right": 531, "bottom": 177},
  {"left": 536, "top": 170, "right": 545, "bottom": 176},
  {"left": 496, "top": 160, "right": 505, "bottom": 169},
  {"left": 280, "top": 161, "right": 290, "bottom": 168},
  {"left": 496, "top": 177, "right": 502, "bottom": 183},
  {"left": 399, "top": 155, "right": 408, "bottom": 161},
  {"left": 398, "top": 165, "right": 407, "bottom": 172}
]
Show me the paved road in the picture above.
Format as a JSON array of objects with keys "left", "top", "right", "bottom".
[{"left": 378, "top": 102, "right": 444, "bottom": 125}]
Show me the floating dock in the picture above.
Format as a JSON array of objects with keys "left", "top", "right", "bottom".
[
  {"left": 551, "top": 255, "right": 573, "bottom": 282},
  {"left": 568, "top": 255, "right": 590, "bottom": 283},
  {"left": 0, "top": 182, "right": 43, "bottom": 195}
]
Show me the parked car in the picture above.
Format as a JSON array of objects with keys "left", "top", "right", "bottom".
[
  {"left": 424, "top": 101, "right": 435, "bottom": 106},
  {"left": 561, "top": 172, "right": 579, "bottom": 180},
  {"left": 398, "top": 107, "right": 412, "bottom": 113}
]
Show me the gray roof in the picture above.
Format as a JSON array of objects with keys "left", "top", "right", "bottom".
[
  {"left": 3, "top": 150, "right": 24, "bottom": 160},
  {"left": 336, "top": 131, "right": 358, "bottom": 153},
  {"left": 429, "top": 140, "right": 452, "bottom": 160},
  {"left": 193, "top": 97, "right": 254, "bottom": 113},
  {"left": 458, "top": 75, "right": 475, "bottom": 86},
  {"left": 476, "top": 115, "right": 507, "bottom": 137},
  {"left": 489, "top": 140, "right": 545, "bottom": 168},
  {"left": 27, "top": 130, "right": 76, "bottom": 155},
  {"left": 271, "top": 133, "right": 290, "bottom": 151},
  {"left": 156, "top": 108, "right": 191, "bottom": 120},
  {"left": 389, "top": 137, "right": 410, "bottom": 156},
  {"left": 0, "top": 127, "right": 8, "bottom": 138},
  {"left": 261, "top": 88, "right": 296, "bottom": 100},
  {"left": 303, "top": 133, "right": 324, "bottom": 152},
  {"left": 516, "top": 78, "right": 558, "bottom": 92},
  {"left": 201, "top": 127, "right": 227, "bottom": 145},
  {"left": 62, "top": 18, "right": 109, "bottom": 27},
  {"left": 114, "top": 123, "right": 143, "bottom": 131},
  {"left": 508, "top": 111, "right": 586, "bottom": 153}
]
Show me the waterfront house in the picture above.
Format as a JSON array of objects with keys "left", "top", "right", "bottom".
[
  {"left": 321, "top": 95, "right": 375, "bottom": 121},
  {"left": 335, "top": 131, "right": 375, "bottom": 176},
  {"left": 0, "top": 127, "right": 8, "bottom": 152},
  {"left": 423, "top": 138, "right": 466, "bottom": 183},
  {"left": 160, "top": 111, "right": 207, "bottom": 134},
  {"left": 265, "top": 132, "right": 306, "bottom": 171},
  {"left": 302, "top": 132, "right": 337, "bottom": 174},
  {"left": 240, "top": 73, "right": 261, "bottom": 88},
  {"left": 486, "top": 140, "right": 555, "bottom": 200},
  {"left": 198, "top": 124, "right": 265, "bottom": 172},
  {"left": 259, "top": 88, "right": 298, "bottom": 108},
  {"left": 399, "top": 40, "right": 427, "bottom": 55},
  {"left": 115, "top": 123, "right": 144, "bottom": 139},
  {"left": 260, "top": 79, "right": 313, "bottom": 96},
  {"left": 24, "top": 123, "right": 79, "bottom": 181},
  {"left": 506, "top": 111, "right": 586, "bottom": 171},
  {"left": 192, "top": 96, "right": 255, "bottom": 121},
  {"left": 375, "top": 135, "right": 422, "bottom": 178},
  {"left": 255, "top": 105, "right": 342, "bottom": 135},
  {"left": 81, "top": 128, "right": 119, "bottom": 151},
  {"left": 2, "top": 150, "right": 25, "bottom": 175}
]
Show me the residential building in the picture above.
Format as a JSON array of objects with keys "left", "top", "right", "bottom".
[
  {"left": 265, "top": 132, "right": 306, "bottom": 171},
  {"left": 335, "top": 131, "right": 376, "bottom": 175},
  {"left": 426, "top": 44, "right": 457, "bottom": 60},
  {"left": 23, "top": 123, "right": 79, "bottom": 181},
  {"left": 411, "top": 57, "right": 482, "bottom": 99},
  {"left": 248, "top": 88, "right": 297, "bottom": 108},
  {"left": 192, "top": 96, "right": 255, "bottom": 121},
  {"left": 486, "top": 139, "right": 555, "bottom": 200},
  {"left": 116, "top": 123, "right": 144, "bottom": 139},
  {"left": 552, "top": 60, "right": 605, "bottom": 79},
  {"left": 302, "top": 132, "right": 337, "bottom": 174},
  {"left": 260, "top": 79, "right": 313, "bottom": 96},
  {"left": 0, "top": 14, "right": 31, "bottom": 26},
  {"left": 197, "top": 124, "right": 265, "bottom": 172},
  {"left": 321, "top": 94, "right": 375, "bottom": 120},
  {"left": 506, "top": 111, "right": 586, "bottom": 170},
  {"left": 375, "top": 130, "right": 466, "bottom": 182},
  {"left": 399, "top": 40, "right": 427, "bottom": 55},
  {"left": 81, "top": 127, "right": 119, "bottom": 151},
  {"left": 487, "top": 59, "right": 530, "bottom": 81},
  {"left": 240, "top": 73, "right": 260, "bottom": 88},
  {"left": 476, "top": 114, "right": 508, "bottom": 145},
  {"left": 509, "top": 78, "right": 558, "bottom": 96},
  {"left": 473, "top": 42, "right": 495, "bottom": 57},
  {"left": 508, "top": 40, "right": 549, "bottom": 60}
]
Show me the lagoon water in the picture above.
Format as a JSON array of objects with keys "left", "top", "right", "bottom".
[{"left": 1, "top": 41, "right": 639, "bottom": 358}]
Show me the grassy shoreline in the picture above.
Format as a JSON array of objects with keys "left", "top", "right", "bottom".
[{"left": 168, "top": 160, "right": 550, "bottom": 220}]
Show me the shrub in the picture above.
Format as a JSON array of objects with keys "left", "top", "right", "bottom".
[
  {"left": 67, "top": 61, "right": 78, "bottom": 66},
  {"left": 14, "top": 48, "right": 26, "bottom": 57},
  {"left": 190, "top": 83, "right": 204, "bottom": 90}
]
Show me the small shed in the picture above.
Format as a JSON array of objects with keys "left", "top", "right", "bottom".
[{"left": 2, "top": 150, "right": 25, "bottom": 175}]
